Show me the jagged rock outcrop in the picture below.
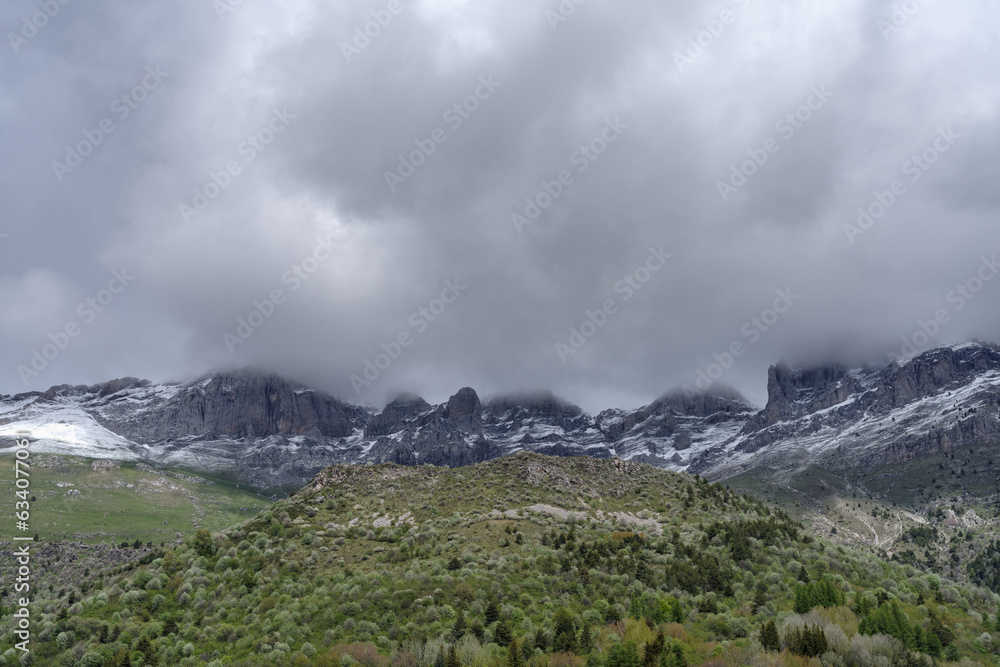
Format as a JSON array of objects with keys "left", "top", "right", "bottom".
[
  {"left": 481, "top": 391, "right": 611, "bottom": 459},
  {"left": 741, "top": 363, "right": 860, "bottom": 431},
  {"left": 595, "top": 385, "right": 755, "bottom": 465},
  {"left": 89, "top": 377, "right": 151, "bottom": 398},
  {"left": 714, "top": 342, "right": 1000, "bottom": 473},
  {"left": 484, "top": 391, "right": 593, "bottom": 442},
  {"left": 443, "top": 387, "right": 482, "bottom": 432},
  {"left": 365, "top": 388, "right": 499, "bottom": 468},
  {"left": 364, "top": 393, "right": 432, "bottom": 438},
  {"left": 4, "top": 342, "right": 1000, "bottom": 490},
  {"left": 92, "top": 369, "right": 369, "bottom": 443}
]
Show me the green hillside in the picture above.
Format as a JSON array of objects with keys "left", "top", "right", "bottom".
[
  {"left": 2, "top": 453, "right": 998, "bottom": 666},
  {"left": 0, "top": 454, "right": 271, "bottom": 545},
  {"left": 727, "top": 459, "right": 1000, "bottom": 592}
]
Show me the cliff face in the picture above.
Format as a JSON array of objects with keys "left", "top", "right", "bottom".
[
  {"left": 717, "top": 343, "right": 1000, "bottom": 474},
  {"left": 366, "top": 387, "right": 495, "bottom": 467},
  {"left": 89, "top": 369, "right": 369, "bottom": 443},
  {"left": 4, "top": 343, "right": 1000, "bottom": 490},
  {"left": 363, "top": 394, "right": 432, "bottom": 439}
]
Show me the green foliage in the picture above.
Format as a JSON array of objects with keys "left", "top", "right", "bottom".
[
  {"left": 444, "top": 644, "right": 459, "bottom": 667},
  {"left": 968, "top": 539, "right": 1000, "bottom": 592},
  {"left": 945, "top": 642, "right": 961, "bottom": 661},
  {"left": 793, "top": 578, "right": 845, "bottom": 613},
  {"left": 160, "top": 550, "right": 183, "bottom": 575},
  {"left": 859, "top": 600, "right": 920, "bottom": 649},
  {"left": 552, "top": 607, "right": 577, "bottom": 653},
  {"left": 629, "top": 593, "right": 683, "bottom": 625},
  {"left": 494, "top": 620, "right": 513, "bottom": 647},
  {"left": 760, "top": 619, "right": 780, "bottom": 652},
  {"left": 927, "top": 612, "right": 956, "bottom": 647},
  {"left": 641, "top": 632, "right": 665, "bottom": 667},
  {"left": 784, "top": 624, "right": 828, "bottom": 657},
  {"left": 901, "top": 525, "right": 939, "bottom": 548},
  {"left": 4, "top": 453, "right": 992, "bottom": 667},
  {"left": 484, "top": 600, "right": 500, "bottom": 626},
  {"left": 924, "top": 628, "right": 942, "bottom": 657},
  {"left": 607, "top": 641, "right": 641, "bottom": 667},
  {"left": 661, "top": 642, "right": 687, "bottom": 667},
  {"left": 192, "top": 528, "right": 215, "bottom": 558},
  {"left": 3, "top": 455, "right": 269, "bottom": 545},
  {"left": 507, "top": 640, "right": 524, "bottom": 667}
]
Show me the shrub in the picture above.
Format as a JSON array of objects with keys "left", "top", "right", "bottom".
[
  {"left": 78, "top": 652, "right": 104, "bottom": 667},
  {"left": 193, "top": 529, "right": 216, "bottom": 558}
]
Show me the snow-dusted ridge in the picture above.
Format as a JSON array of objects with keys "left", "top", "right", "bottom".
[{"left": 2, "top": 343, "right": 999, "bottom": 489}]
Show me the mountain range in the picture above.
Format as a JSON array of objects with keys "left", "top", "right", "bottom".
[{"left": 2, "top": 341, "right": 999, "bottom": 491}]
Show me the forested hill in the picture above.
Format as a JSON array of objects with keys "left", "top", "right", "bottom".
[{"left": 4, "top": 453, "right": 999, "bottom": 666}]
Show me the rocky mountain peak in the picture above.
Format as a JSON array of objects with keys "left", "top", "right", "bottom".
[
  {"left": 750, "top": 362, "right": 859, "bottom": 429},
  {"left": 93, "top": 368, "right": 368, "bottom": 444},
  {"left": 87, "top": 377, "right": 151, "bottom": 397},
  {"left": 444, "top": 387, "right": 482, "bottom": 430},
  {"left": 9, "top": 342, "right": 1000, "bottom": 490},
  {"left": 483, "top": 390, "right": 585, "bottom": 421},
  {"left": 867, "top": 342, "right": 1000, "bottom": 412},
  {"left": 651, "top": 385, "right": 755, "bottom": 418},
  {"left": 364, "top": 393, "right": 433, "bottom": 438}
]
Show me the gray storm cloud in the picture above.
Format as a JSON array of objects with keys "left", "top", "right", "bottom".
[{"left": 1, "top": 0, "right": 998, "bottom": 413}]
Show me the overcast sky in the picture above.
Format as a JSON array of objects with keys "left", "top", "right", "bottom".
[{"left": 1, "top": 0, "right": 998, "bottom": 413}]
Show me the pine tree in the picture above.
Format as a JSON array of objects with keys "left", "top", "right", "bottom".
[
  {"left": 663, "top": 642, "right": 687, "bottom": 667},
  {"left": 494, "top": 620, "right": 513, "bottom": 647},
  {"left": 785, "top": 626, "right": 802, "bottom": 655},
  {"left": 606, "top": 641, "right": 641, "bottom": 667},
  {"left": 805, "top": 625, "right": 828, "bottom": 657},
  {"left": 730, "top": 528, "right": 752, "bottom": 561},
  {"left": 924, "top": 629, "right": 942, "bottom": 658},
  {"left": 162, "top": 551, "right": 183, "bottom": 575},
  {"left": 752, "top": 584, "right": 767, "bottom": 611},
  {"left": 794, "top": 585, "right": 813, "bottom": 614},
  {"left": 136, "top": 636, "right": 160, "bottom": 666},
  {"left": 444, "top": 644, "right": 460, "bottom": 667},
  {"left": 641, "top": 631, "right": 665, "bottom": 667},
  {"left": 944, "top": 643, "right": 960, "bottom": 662},
  {"left": 507, "top": 640, "right": 524, "bottom": 667},
  {"left": 760, "top": 619, "right": 780, "bottom": 652},
  {"left": 668, "top": 597, "right": 684, "bottom": 623},
  {"left": 485, "top": 601, "right": 500, "bottom": 626},
  {"left": 452, "top": 611, "right": 467, "bottom": 641},
  {"left": 928, "top": 613, "right": 955, "bottom": 647},
  {"left": 552, "top": 608, "right": 576, "bottom": 653},
  {"left": 109, "top": 649, "right": 128, "bottom": 667}
]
